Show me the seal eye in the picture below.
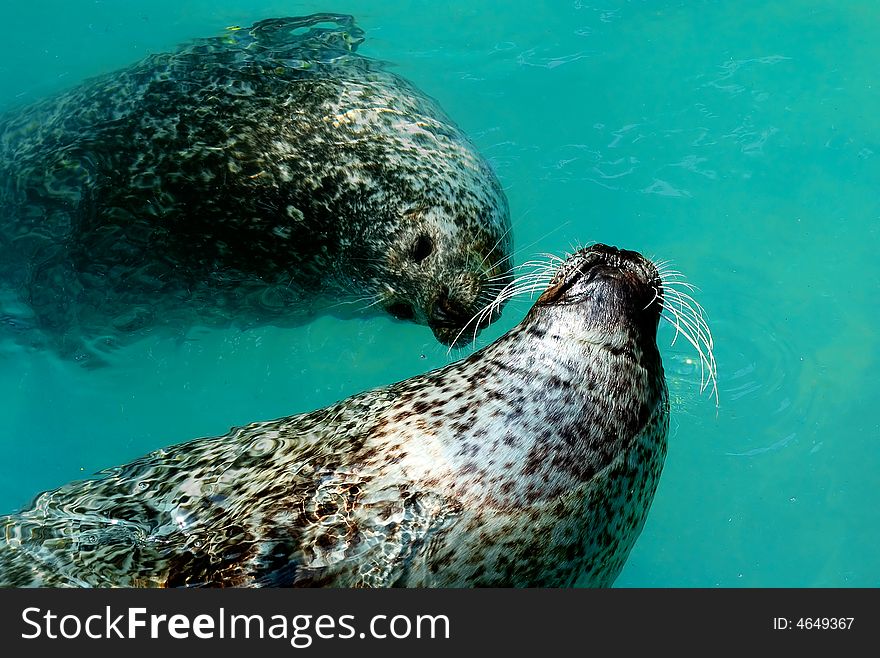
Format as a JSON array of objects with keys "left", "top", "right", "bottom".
[
  {"left": 411, "top": 234, "right": 434, "bottom": 263},
  {"left": 387, "top": 302, "right": 415, "bottom": 320}
]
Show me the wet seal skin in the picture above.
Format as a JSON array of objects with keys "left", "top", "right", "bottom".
[
  {"left": 0, "top": 243, "right": 717, "bottom": 588},
  {"left": 0, "top": 14, "right": 512, "bottom": 365}
]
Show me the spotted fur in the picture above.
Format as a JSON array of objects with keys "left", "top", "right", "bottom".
[
  {"left": 0, "top": 244, "right": 668, "bottom": 587},
  {"left": 0, "top": 14, "right": 511, "bottom": 363}
]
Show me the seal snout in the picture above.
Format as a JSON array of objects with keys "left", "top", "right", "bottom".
[
  {"left": 427, "top": 282, "right": 491, "bottom": 347},
  {"left": 580, "top": 244, "right": 655, "bottom": 278},
  {"left": 535, "top": 243, "right": 661, "bottom": 314},
  {"left": 572, "top": 244, "right": 661, "bottom": 298},
  {"left": 432, "top": 284, "right": 464, "bottom": 325}
]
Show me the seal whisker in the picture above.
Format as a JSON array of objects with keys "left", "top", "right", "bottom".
[
  {"left": 663, "top": 286, "right": 713, "bottom": 334},
  {"left": 538, "top": 252, "right": 567, "bottom": 264},
  {"left": 659, "top": 269, "right": 710, "bottom": 324},
  {"left": 655, "top": 262, "right": 718, "bottom": 403},
  {"left": 489, "top": 280, "right": 551, "bottom": 305},
  {"left": 518, "top": 259, "right": 564, "bottom": 276},
  {"left": 656, "top": 268, "right": 689, "bottom": 279},
  {"left": 656, "top": 272, "right": 701, "bottom": 295},
  {"left": 475, "top": 278, "right": 552, "bottom": 322},
  {"left": 494, "top": 221, "right": 573, "bottom": 274},
  {"left": 661, "top": 291, "right": 706, "bottom": 329},
  {"left": 446, "top": 269, "right": 554, "bottom": 353},
  {"left": 493, "top": 267, "right": 556, "bottom": 289},
  {"left": 477, "top": 223, "right": 516, "bottom": 270},
  {"left": 482, "top": 259, "right": 553, "bottom": 284},
  {"left": 477, "top": 280, "right": 517, "bottom": 297},
  {"left": 567, "top": 239, "right": 594, "bottom": 258},
  {"left": 482, "top": 276, "right": 554, "bottom": 310},
  {"left": 327, "top": 294, "right": 377, "bottom": 310},
  {"left": 661, "top": 298, "right": 710, "bottom": 356},
  {"left": 654, "top": 262, "right": 686, "bottom": 281},
  {"left": 485, "top": 270, "right": 521, "bottom": 282},
  {"left": 643, "top": 285, "right": 661, "bottom": 312},
  {"left": 448, "top": 303, "right": 496, "bottom": 353},
  {"left": 482, "top": 276, "right": 550, "bottom": 307},
  {"left": 660, "top": 302, "right": 717, "bottom": 400},
  {"left": 662, "top": 289, "right": 714, "bottom": 354},
  {"left": 475, "top": 277, "right": 537, "bottom": 307},
  {"left": 660, "top": 278, "right": 699, "bottom": 293},
  {"left": 656, "top": 268, "right": 700, "bottom": 292},
  {"left": 658, "top": 290, "right": 718, "bottom": 404},
  {"left": 360, "top": 295, "right": 391, "bottom": 311}
]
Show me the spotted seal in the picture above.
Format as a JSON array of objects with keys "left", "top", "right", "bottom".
[
  {"left": 0, "top": 14, "right": 511, "bottom": 364},
  {"left": 0, "top": 244, "right": 678, "bottom": 587}
]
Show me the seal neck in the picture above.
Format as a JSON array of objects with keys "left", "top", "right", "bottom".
[
  {"left": 516, "top": 307, "right": 663, "bottom": 380},
  {"left": 431, "top": 319, "right": 667, "bottom": 510}
]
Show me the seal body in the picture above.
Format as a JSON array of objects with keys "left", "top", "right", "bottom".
[
  {"left": 0, "top": 14, "right": 511, "bottom": 363},
  {"left": 0, "top": 244, "right": 668, "bottom": 587}
]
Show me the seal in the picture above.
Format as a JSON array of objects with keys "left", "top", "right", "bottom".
[
  {"left": 0, "top": 244, "right": 681, "bottom": 588},
  {"left": 0, "top": 14, "right": 512, "bottom": 364}
]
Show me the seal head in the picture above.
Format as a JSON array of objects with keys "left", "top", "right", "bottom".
[
  {"left": 368, "top": 200, "right": 512, "bottom": 346},
  {"left": 533, "top": 244, "right": 661, "bottom": 351}
]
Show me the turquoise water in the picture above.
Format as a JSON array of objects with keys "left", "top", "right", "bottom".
[{"left": 0, "top": 0, "right": 877, "bottom": 587}]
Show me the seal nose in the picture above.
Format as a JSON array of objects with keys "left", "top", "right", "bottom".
[
  {"left": 583, "top": 244, "right": 652, "bottom": 276},
  {"left": 590, "top": 243, "right": 620, "bottom": 256},
  {"left": 427, "top": 283, "right": 494, "bottom": 347},
  {"left": 586, "top": 244, "right": 625, "bottom": 267},
  {"left": 431, "top": 284, "right": 470, "bottom": 327}
]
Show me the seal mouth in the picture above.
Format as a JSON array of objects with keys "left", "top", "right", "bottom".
[
  {"left": 423, "top": 255, "right": 512, "bottom": 347},
  {"left": 383, "top": 295, "right": 493, "bottom": 347},
  {"left": 386, "top": 301, "right": 416, "bottom": 321},
  {"left": 430, "top": 311, "right": 498, "bottom": 347},
  {"left": 427, "top": 283, "right": 495, "bottom": 347}
]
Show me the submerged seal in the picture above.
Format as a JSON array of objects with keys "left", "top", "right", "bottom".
[
  {"left": 0, "top": 14, "right": 511, "bottom": 363},
  {"left": 0, "top": 244, "right": 671, "bottom": 587}
]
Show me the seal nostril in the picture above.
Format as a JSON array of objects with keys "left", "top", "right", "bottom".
[
  {"left": 432, "top": 285, "right": 469, "bottom": 325},
  {"left": 387, "top": 302, "right": 415, "bottom": 321},
  {"left": 438, "top": 297, "right": 457, "bottom": 319},
  {"left": 411, "top": 234, "right": 434, "bottom": 264}
]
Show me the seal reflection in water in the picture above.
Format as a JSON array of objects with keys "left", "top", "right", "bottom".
[
  {"left": 0, "top": 244, "right": 684, "bottom": 587},
  {"left": 0, "top": 14, "right": 511, "bottom": 363}
]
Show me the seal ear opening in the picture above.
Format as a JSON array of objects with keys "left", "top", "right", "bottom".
[{"left": 410, "top": 234, "right": 434, "bottom": 264}]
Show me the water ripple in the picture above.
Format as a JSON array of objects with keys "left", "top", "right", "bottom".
[{"left": 705, "top": 272, "right": 819, "bottom": 459}]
